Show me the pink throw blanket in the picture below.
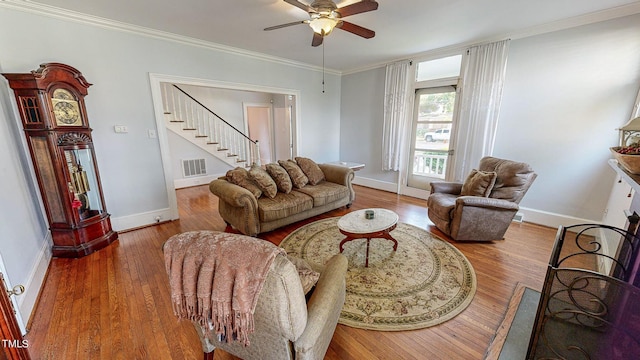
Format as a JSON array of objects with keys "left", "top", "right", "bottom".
[{"left": 164, "top": 231, "right": 285, "bottom": 346}]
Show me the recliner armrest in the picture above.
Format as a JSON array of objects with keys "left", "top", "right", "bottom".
[
  {"left": 294, "top": 254, "right": 348, "bottom": 360},
  {"left": 430, "top": 181, "right": 463, "bottom": 195},
  {"left": 456, "top": 196, "right": 520, "bottom": 211}
]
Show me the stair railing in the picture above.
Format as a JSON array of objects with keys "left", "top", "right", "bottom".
[{"left": 162, "top": 83, "right": 261, "bottom": 166}]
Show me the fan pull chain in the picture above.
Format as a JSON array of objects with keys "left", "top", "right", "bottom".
[{"left": 322, "top": 35, "right": 325, "bottom": 93}]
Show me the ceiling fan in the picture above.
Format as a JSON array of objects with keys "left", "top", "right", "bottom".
[{"left": 264, "top": 0, "right": 378, "bottom": 47}]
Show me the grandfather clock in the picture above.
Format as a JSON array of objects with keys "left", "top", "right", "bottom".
[{"left": 3, "top": 63, "right": 118, "bottom": 258}]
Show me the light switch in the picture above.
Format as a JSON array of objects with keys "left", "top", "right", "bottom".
[{"left": 114, "top": 125, "right": 128, "bottom": 133}]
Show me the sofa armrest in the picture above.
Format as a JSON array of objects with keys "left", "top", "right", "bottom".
[
  {"left": 209, "top": 179, "right": 258, "bottom": 207},
  {"left": 209, "top": 179, "right": 260, "bottom": 236},
  {"left": 430, "top": 181, "right": 463, "bottom": 195},
  {"left": 294, "top": 254, "right": 348, "bottom": 360},
  {"left": 318, "top": 164, "right": 355, "bottom": 203},
  {"left": 318, "top": 164, "right": 354, "bottom": 186}
]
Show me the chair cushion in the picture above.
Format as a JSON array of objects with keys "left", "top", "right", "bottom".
[
  {"left": 279, "top": 159, "right": 309, "bottom": 189},
  {"left": 266, "top": 163, "right": 293, "bottom": 194},
  {"left": 257, "top": 191, "right": 313, "bottom": 222},
  {"left": 226, "top": 167, "right": 262, "bottom": 198},
  {"left": 295, "top": 157, "right": 325, "bottom": 185},
  {"left": 286, "top": 255, "right": 320, "bottom": 294},
  {"left": 461, "top": 169, "right": 497, "bottom": 197},
  {"left": 294, "top": 181, "right": 349, "bottom": 207},
  {"left": 478, "top": 156, "right": 537, "bottom": 203},
  {"left": 427, "top": 193, "right": 458, "bottom": 221},
  {"left": 249, "top": 164, "right": 278, "bottom": 199}
]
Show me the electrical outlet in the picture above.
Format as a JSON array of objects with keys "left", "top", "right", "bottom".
[{"left": 512, "top": 213, "right": 524, "bottom": 222}]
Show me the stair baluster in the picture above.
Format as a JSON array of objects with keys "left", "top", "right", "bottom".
[{"left": 161, "top": 84, "right": 258, "bottom": 167}]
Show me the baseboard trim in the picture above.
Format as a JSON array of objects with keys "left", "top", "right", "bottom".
[
  {"left": 110, "top": 207, "right": 174, "bottom": 231},
  {"left": 19, "top": 231, "right": 52, "bottom": 334},
  {"left": 353, "top": 176, "right": 398, "bottom": 193},
  {"left": 174, "top": 173, "right": 222, "bottom": 189},
  {"left": 517, "top": 207, "right": 599, "bottom": 229}
]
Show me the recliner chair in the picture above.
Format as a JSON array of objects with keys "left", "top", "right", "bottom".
[{"left": 427, "top": 156, "right": 537, "bottom": 241}]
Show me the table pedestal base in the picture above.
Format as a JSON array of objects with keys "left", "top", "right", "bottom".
[{"left": 339, "top": 224, "right": 398, "bottom": 267}]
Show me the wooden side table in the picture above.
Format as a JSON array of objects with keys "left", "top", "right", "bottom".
[{"left": 337, "top": 208, "right": 398, "bottom": 267}]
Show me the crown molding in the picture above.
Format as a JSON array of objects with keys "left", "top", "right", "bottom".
[
  {"left": 342, "top": 2, "right": 640, "bottom": 75},
  {"left": 0, "top": 0, "right": 342, "bottom": 76}
]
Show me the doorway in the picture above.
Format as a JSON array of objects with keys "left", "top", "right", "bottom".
[
  {"left": 245, "top": 103, "right": 274, "bottom": 165},
  {"left": 149, "top": 73, "right": 301, "bottom": 221},
  {"left": 405, "top": 85, "right": 458, "bottom": 195}
]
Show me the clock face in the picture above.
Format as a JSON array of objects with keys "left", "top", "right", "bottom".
[{"left": 51, "top": 88, "right": 82, "bottom": 126}]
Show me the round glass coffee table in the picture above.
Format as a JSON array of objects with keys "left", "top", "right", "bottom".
[{"left": 337, "top": 208, "right": 399, "bottom": 267}]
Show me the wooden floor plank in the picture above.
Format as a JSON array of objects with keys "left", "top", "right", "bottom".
[{"left": 25, "top": 184, "right": 557, "bottom": 359}]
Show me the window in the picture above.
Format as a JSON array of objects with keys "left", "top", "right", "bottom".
[{"left": 416, "top": 55, "right": 462, "bottom": 82}]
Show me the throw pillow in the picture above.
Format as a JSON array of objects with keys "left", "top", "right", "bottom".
[
  {"left": 249, "top": 164, "right": 278, "bottom": 199},
  {"left": 226, "top": 167, "right": 262, "bottom": 198},
  {"left": 287, "top": 255, "right": 320, "bottom": 295},
  {"left": 265, "top": 163, "right": 293, "bottom": 194},
  {"left": 294, "top": 157, "right": 325, "bottom": 185},
  {"left": 461, "top": 169, "right": 498, "bottom": 197},
  {"left": 278, "top": 159, "right": 309, "bottom": 189}
]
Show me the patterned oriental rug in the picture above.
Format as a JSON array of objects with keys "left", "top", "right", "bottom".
[{"left": 279, "top": 217, "right": 477, "bottom": 331}]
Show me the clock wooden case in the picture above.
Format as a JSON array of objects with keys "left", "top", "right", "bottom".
[{"left": 3, "top": 63, "right": 118, "bottom": 258}]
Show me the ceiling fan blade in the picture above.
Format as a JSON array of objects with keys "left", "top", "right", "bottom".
[
  {"left": 312, "top": 32, "right": 323, "bottom": 47},
  {"left": 264, "top": 20, "right": 308, "bottom": 31},
  {"left": 336, "top": 0, "right": 378, "bottom": 18},
  {"left": 283, "top": 0, "right": 314, "bottom": 13},
  {"left": 336, "top": 21, "right": 375, "bottom": 39}
]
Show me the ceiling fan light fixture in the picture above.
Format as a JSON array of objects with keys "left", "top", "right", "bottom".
[{"left": 309, "top": 15, "right": 337, "bottom": 36}]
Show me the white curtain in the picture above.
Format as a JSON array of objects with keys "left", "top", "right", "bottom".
[
  {"left": 454, "top": 39, "right": 510, "bottom": 181},
  {"left": 633, "top": 84, "right": 640, "bottom": 118},
  {"left": 382, "top": 60, "right": 412, "bottom": 171}
]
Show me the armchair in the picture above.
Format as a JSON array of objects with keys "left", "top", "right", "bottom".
[
  {"left": 164, "top": 231, "right": 348, "bottom": 360},
  {"left": 427, "top": 156, "right": 537, "bottom": 241}
]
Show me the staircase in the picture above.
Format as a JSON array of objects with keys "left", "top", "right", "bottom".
[{"left": 161, "top": 83, "right": 259, "bottom": 168}]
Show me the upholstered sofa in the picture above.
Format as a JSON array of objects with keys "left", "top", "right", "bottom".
[{"left": 209, "top": 159, "right": 355, "bottom": 236}]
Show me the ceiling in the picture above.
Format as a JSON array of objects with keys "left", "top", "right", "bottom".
[{"left": 23, "top": 0, "right": 640, "bottom": 72}]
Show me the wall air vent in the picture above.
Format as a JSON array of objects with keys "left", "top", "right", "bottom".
[{"left": 182, "top": 158, "right": 206, "bottom": 177}]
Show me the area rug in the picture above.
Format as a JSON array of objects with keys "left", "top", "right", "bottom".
[{"left": 279, "top": 217, "right": 477, "bottom": 331}]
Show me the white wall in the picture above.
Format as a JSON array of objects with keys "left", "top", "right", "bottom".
[
  {"left": 340, "top": 67, "right": 398, "bottom": 186},
  {"left": 340, "top": 13, "right": 640, "bottom": 225},
  {"left": 167, "top": 132, "right": 230, "bottom": 185},
  {"left": 0, "top": 6, "right": 340, "bottom": 323},
  {"left": 495, "top": 13, "right": 640, "bottom": 221}
]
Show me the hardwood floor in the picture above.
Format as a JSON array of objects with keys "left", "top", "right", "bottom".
[{"left": 25, "top": 185, "right": 558, "bottom": 359}]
